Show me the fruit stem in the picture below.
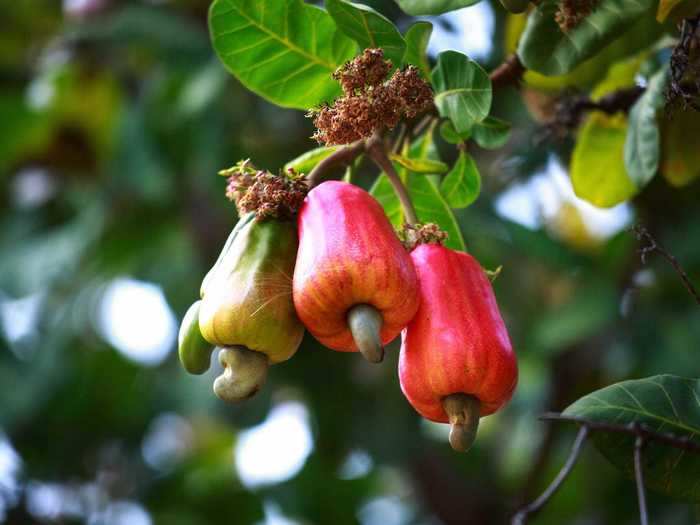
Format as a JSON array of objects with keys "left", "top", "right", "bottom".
[
  {"left": 366, "top": 132, "right": 419, "bottom": 225},
  {"left": 442, "top": 394, "right": 481, "bottom": 452},
  {"left": 213, "top": 346, "right": 269, "bottom": 403},
  {"left": 347, "top": 304, "right": 384, "bottom": 363}
]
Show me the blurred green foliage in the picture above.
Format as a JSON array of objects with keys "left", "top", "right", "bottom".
[{"left": 1, "top": 1, "right": 699, "bottom": 524}]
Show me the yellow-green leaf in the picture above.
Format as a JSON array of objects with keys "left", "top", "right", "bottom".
[
  {"left": 571, "top": 113, "right": 635, "bottom": 208},
  {"left": 389, "top": 153, "right": 448, "bottom": 174},
  {"left": 570, "top": 56, "right": 642, "bottom": 207}
]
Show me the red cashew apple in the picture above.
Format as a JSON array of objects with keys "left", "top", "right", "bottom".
[
  {"left": 293, "top": 181, "right": 420, "bottom": 363},
  {"left": 399, "top": 243, "right": 518, "bottom": 452}
]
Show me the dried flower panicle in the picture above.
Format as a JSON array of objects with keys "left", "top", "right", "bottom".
[
  {"left": 555, "top": 0, "right": 597, "bottom": 33},
  {"left": 388, "top": 65, "right": 434, "bottom": 119},
  {"left": 219, "top": 160, "right": 308, "bottom": 220},
  {"left": 333, "top": 48, "right": 390, "bottom": 93},
  {"left": 399, "top": 223, "right": 449, "bottom": 251},
  {"left": 312, "top": 48, "right": 433, "bottom": 145}
]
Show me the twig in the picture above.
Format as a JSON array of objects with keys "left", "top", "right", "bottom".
[
  {"left": 633, "top": 225, "right": 700, "bottom": 306},
  {"left": 539, "top": 86, "right": 645, "bottom": 141},
  {"left": 306, "top": 139, "right": 366, "bottom": 188},
  {"left": 490, "top": 54, "right": 526, "bottom": 89},
  {"left": 634, "top": 434, "right": 649, "bottom": 525},
  {"left": 366, "top": 132, "right": 418, "bottom": 225},
  {"left": 513, "top": 413, "right": 700, "bottom": 524},
  {"left": 512, "top": 426, "right": 589, "bottom": 525},
  {"left": 540, "top": 413, "right": 700, "bottom": 453}
]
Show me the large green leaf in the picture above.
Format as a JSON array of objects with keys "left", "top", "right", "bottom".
[
  {"left": 326, "top": 0, "right": 405, "bottom": 67},
  {"left": 564, "top": 375, "right": 700, "bottom": 502},
  {"left": 402, "top": 21, "right": 432, "bottom": 78},
  {"left": 431, "top": 51, "right": 492, "bottom": 134},
  {"left": 517, "top": 0, "right": 658, "bottom": 76},
  {"left": 370, "top": 131, "right": 466, "bottom": 251},
  {"left": 440, "top": 151, "right": 480, "bottom": 209},
  {"left": 393, "top": 0, "right": 482, "bottom": 15},
  {"left": 209, "top": 0, "right": 356, "bottom": 109},
  {"left": 624, "top": 66, "right": 668, "bottom": 189}
]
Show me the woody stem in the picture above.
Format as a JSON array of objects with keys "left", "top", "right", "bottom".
[{"left": 366, "top": 132, "right": 419, "bottom": 225}]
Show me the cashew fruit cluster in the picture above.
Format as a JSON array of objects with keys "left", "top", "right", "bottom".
[{"left": 177, "top": 170, "right": 517, "bottom": 452}]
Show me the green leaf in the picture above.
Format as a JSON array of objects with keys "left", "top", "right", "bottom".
[
  {"left": 440, "top": 151, "right": 481, "bottom": 208},
  {"left": 402, "top": 22, "right": 433, "bottom": 78},
  {"left": 624, "top": 67, "right": 667, "bottom": 189},
  {"left": 511, "top": 13, "right": 662, "bottom": 92},
  {"left": 431, "top": 51, "right": 492, "bottom": 134},
  {"left": 439, "top": 121, "right": 469, "bottom": 144},
  {"left": 393, "top": 0, "right": 482, "bottom": 16},
  {"left": 471, "top": 116, "right": 511, "bottom": 149},
  {"left": 389, "top": 153, "right": 448, "bottom": 174},
  {"left": 564, "top": 375, "right": 700, "bottom": 502},
  {"left": 370, "top": 130, "right": 466, "bottom": 251},
  {"left": 209, "top": 0, "right": 356, "bottom": 109},
  {"left": 284, "top": 146, "right": 340, "bottom": 174},
  {"left": 326, "top": 0, "right": 405, "bottom": 67},
  {"left": 517, "top": 0, "right": 658, "bottom": 76}
]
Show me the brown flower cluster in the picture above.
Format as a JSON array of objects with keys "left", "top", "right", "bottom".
[
  {"left": 311, "top": 48, "right": 433, "bottom": 145},
  {"left": 220, "top": 160, "right": 308, "bottom": 220},
  {"left": 555, "top": 0, "right": 597, "bottom": 32},
  {"left": 399, "top": 223, "right": 449, "bottom": 251}
]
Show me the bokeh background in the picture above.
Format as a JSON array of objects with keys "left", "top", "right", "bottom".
[{"left": 1, "top": 1, "right": 699, "bottom": 524}]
